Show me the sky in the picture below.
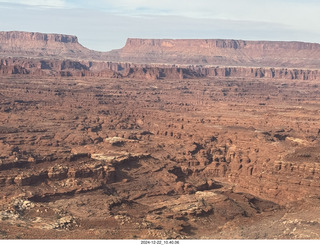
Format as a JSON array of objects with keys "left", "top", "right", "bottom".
[{"left": 0, "top": 0, "right": 319, "bottom": 51}]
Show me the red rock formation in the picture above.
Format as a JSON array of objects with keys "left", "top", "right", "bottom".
[
  {"left": 1, "top": 31, "right": 320, "bottom": 69},
  {"left": 1, "top": 57, "right": 319, "bottom": 81},
  {"left": 1, "top": 73, "right": 320, "bottom": 239},
  {"left": 111, "top": 38, "right": 320, "bottom": 68},
  {"left": 0, "top": 31, "right": 103, "bottom": 60},
  {"left": 0, "top": 58, "right": 119, "bottom": 77}
]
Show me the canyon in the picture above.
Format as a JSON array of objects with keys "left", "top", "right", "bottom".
[{"left": 1, "top": 31, "right": 320, "bottom": 239}]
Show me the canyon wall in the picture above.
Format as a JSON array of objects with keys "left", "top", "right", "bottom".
[{"left": 1, "top": 57, "right": 319, "bottom": 81}]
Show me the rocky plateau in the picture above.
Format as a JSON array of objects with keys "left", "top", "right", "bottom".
[{"left": 0, "top": 31, "right": 320, "bottom": 239}]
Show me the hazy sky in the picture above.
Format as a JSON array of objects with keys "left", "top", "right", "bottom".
[{"left": 0, "top": 0, "right": 319, "bottom": 51}]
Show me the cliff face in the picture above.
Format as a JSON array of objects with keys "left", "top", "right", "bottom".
[
  {"left": 0, "top": 31, "right": 79, "bottom": 43},
  {"left": 1, "top": 57, "right": 319, "bottom": 81},
  {"left": 0, "top": 31, "right": 103, "bottom": 60},
  {"left": 0, "top": 58, "right": 119, "bottom": 77},
  {"left": 1, "top": 32, "right": 320, "bottom": 69},
  {"left": 111, "top": 38, "right": 320, "bottom": 68},
  {"left": 124, "top": 38, "right": 320, "bottom": 50}
]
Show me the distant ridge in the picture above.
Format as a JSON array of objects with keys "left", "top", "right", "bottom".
[
  {"left": 0, "top": 31, "right": 79, "bottom": 43},
  {"left": 109, "top": 38, "right": 320, "bottom": 68},
  {"left": 0, "top": 31, "right": 103, "bottom": 60},
  {"left": 1, "top": 31, "right": 320, "bottom": 68}
]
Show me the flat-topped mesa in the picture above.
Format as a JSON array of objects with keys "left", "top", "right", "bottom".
[
  {"left": 0, "top": 31, "right": 79, "bottom": 44},
  {"left": 124, "top": 38, "right": 247, "bottom": 49},
  {"left": 124, "top": 38, "right": 320, "bottom": 50},
  {"left": 0, "top": 31, "right": 103, "bottom": 60},
  {"left": 1, "top": 31, "right": 320, "bottom": 68},
  {"left": 116, "top": 38, "right": 320, "bottom": 68}
]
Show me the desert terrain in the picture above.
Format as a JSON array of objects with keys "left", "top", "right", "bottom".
[{"left": 1, "top": 31, "right": 320, "bottom": 239}]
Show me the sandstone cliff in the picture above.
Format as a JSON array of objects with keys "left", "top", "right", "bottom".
[
  {"left": 0, "top": 31, "right": 104, "bottom": 60},
  {"left": 1, "top": 57, "right": 319, "bottom": 81},
  {"left": 109, "top": 38, "right": 320, "bottom": 68},
  {"left": 1, "top": 31, "right": 320, "bottom": 69}
]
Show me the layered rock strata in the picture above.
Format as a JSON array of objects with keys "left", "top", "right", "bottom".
[
  {"left": 1, "top": 31, "right": 320, "bottom": 69},
  {"left": 1, "top": 57, "right": 319, "bottom": 81}
]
